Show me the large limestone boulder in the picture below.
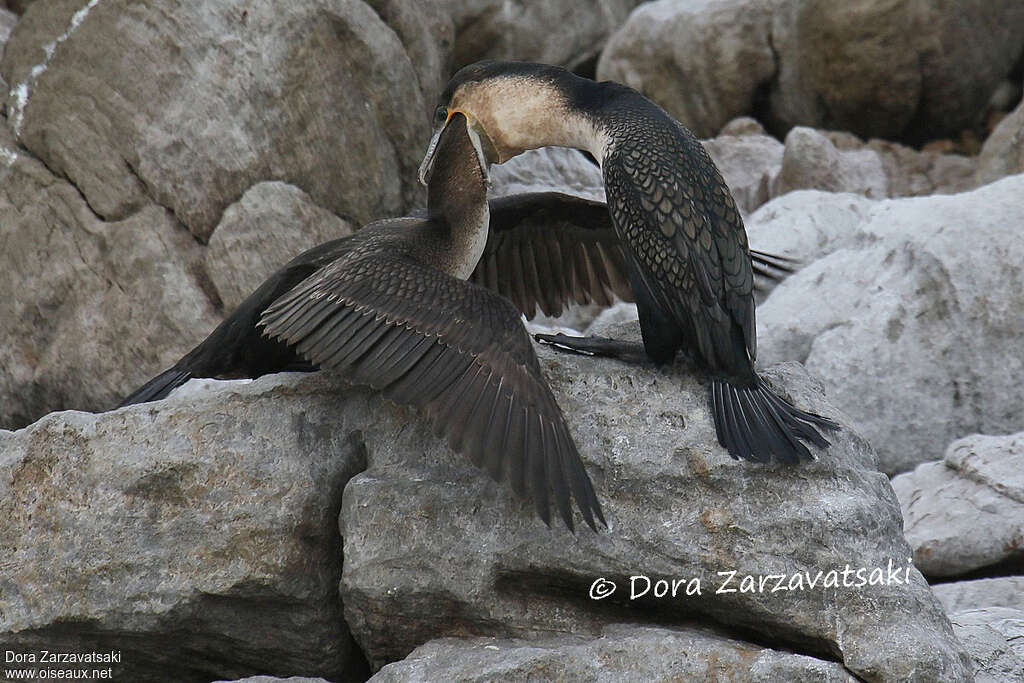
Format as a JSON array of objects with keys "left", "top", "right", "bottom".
[
  {"left": 340, "top": 329, "right": 970, "bottom": 680},
  {"left": 933, "top": 577, "right": 1024, "bottom": 615},
  {"left": 976, "top": 93, "right": 1024, "bottom": 186},
  {"left": 892, "top": 432, "right": 1024, "bottom": 578},
  {"left": 446, "top": 0, "right": 642, "bottom": 73},
  {"left": 205, "top": 182, "right": 355, "bottom": 311},
  {"left": 0, "top": 134, "right": 220, "bottom": 429},
  {"left": 752, "top": 176, "right": 1024, "bottom": 474},
  {"left": 1, "top": 0, "right": 430, "bottom": 240},
  {"left": 599, "top": 0, "right": 1024, "bottom": 142},
  {"left": 598, "top": 0, "right": 777, "bottom": 139},
  {"left": 950, "top": 608, "right": 1024, "bottom": 683},
  {"left": 370, "top": 624, "right": 858, "bottom": 681},
  {"left": 0, "top": 373, "right": 369, "bottom": 682}
]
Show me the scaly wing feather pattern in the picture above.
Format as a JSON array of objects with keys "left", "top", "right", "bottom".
[
  {"left": 259, "top": 252, "right": 604, "bottom": 531},
  {"left": 603, "top": 107, "right": 758, "bottom": 376}
]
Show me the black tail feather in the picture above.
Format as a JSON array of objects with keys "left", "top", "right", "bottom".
[
  {"left": 118, "top": 367, "right": 192, "bottom": 407},
  {"left": 711, "top": 378, "right": 839, "bottom": 465}
]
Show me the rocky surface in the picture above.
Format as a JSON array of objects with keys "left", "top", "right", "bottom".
[
  {"left": 0, "top": 133, "right": 221, "bottom": 429},
  {"left": 976, "top": 93, "right": 1024, "bottom": 186},
  {"left": 340, "top": 322, "right": 969, "bottom": 680},
  {"left": 215, "top": 678, "right": 333, "bottom": 683},
  {"left": 205, "top": 182, "right": 355, "bottom": 311},
  {"left": 598, "top": 0, "right": 776, "bottom": 139},
  {"left": 932, "top": 576, "right": 1024, "bottom": 615},
  {"left": 1, "top": 0, "right": 428, "bottom": 240},
  {"left": 703, "top": 125, "right": 784, "bottom": 214},
  {"left": 0, "top": 373, "right": 369, "bottom": 683},
  {"left": 772, "top": 126, "right": 888, "bottom": 199},
  {"left": 892, "top": 432, "right": 1024, "bottom": 578},
  {"left": 950, "top": 608, "right": 1024, "bottom": 682},
  {"left": 489, "top": 147, "right": 604, "bottom": 201},
  {"left": 599, "top": 0, "right": 1024, "bottom": 142},
  {"left": 447, "top": 0, "right": 641, "bottom": 74},
  {"left": 370, "top": 624, "right": 858, "bottom": 682},
  {"left": 752, "top": 175, "right": 1024, "bottom": 474}
]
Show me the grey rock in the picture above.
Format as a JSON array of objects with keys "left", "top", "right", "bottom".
[
  {"left": 892, "top": 432, "right": 1024, "bottom": 578},
  {"left": 0, "top": 141, "right": 220, "bottom": 429},
  {"left": 205, "top": 182, "right": 355, "bottom": 311},
  {"left": 1, "top": 0, "right": 429, "bottom": 240},
  {"left": 340, "top": 330, "right": 970, "bottom": 680},
  {"left": 448, "top": 0, "right": 641, "bottom": 74},
  {"left": 213, "top": 678, "right": 333, "bottom": 683},
  {"left": 719, "top": 116, "right": 768, "bottom": 137},
  {"left": 932, "top": 577, "right": 1024, "bottom": 615},
  {"left": 0, "top": 6, "right": 15, "bottom": 72},
  {"left": 490, "top": 147, "right": 605, "bottom": 202},
  {"left": 370, "top": 624, "right": 857, "bottom": 682},
  {"left": 754, "top": 176, "right": 1024, "bottom": 473},
  {"left": 950, "top": 608, "right": 1024, "bottom": 683},
  {"left": 601, "top": 0, "right": 1024, "bottom": 142},
  {"left": 865, "top": 137, "right": 977, "bottom": 198},
  {"left": 598, "top": 0, "right": 777, "bottom": 139},
  {"left": 976, "top": 94, "right": 1024, "bottom": 186},
  {"left": 772, "top": 0, "right": 1024, "bottom": 141},
  {"left": 703, "top": 131, "right": 784, "bottom": 214},
  {"left": 0, "top": 373, "right": 368, "bottom": 682},
  {"left": 772, "top": 126, "right": 888, "bottom": 199}
]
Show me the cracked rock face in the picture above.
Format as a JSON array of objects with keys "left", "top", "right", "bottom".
[
  {"left": 0, "top": 143, "right": 220, "bottom": 428},
  {"left": 338, "top": 329, "right": 970, "bottom": 681},
  {"left": 751, "top": 175, "right": 1024, "bottom": 474},
  {"left": 598, "top": 0, "right": 1024, "bottom": 142},
  {"left": 0, "top": 373, "right": 369, "bottom": 683},
  {"left": 893, "top": 431, "right": 1024, "bottom": 578},
  {"left": 950, "top": 608, "right": 1024, "bottom": 683},
  {"left": 1, "top": 0, "right": 429, "bottom": 239},
  {"left": 370, "top": 624, "right": 858, "bottom": 682}
]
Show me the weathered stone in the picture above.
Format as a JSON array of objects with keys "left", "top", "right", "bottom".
[
  {"left": 0, "top": 6, "right": 15, "bottom": 81},
  {"left": 865, "top": 137, "right": 977, "bottom": 198},
  {"left": 932, "top": 577, "right": 1024, "bottom": 615},
  {"left": 754, "top": 176, "right": 1024, "bottom": 473},
  {"left": 370, "top": 624, "right": 857, "bottom": 682},
  {"left": 703, "top": 131, "right": 783, "bottom": 214},
  {"left": 976, "top": 94, "right": 1024, "bottom": 186},
  {"left": 0, "top": 373, "right": 369, "bottom": 682},
  {"left": 205, "top": 182, "right": 355, "bottom": 311},
  {"left": 448, "top": 0, "right": 641, "bottom": 74},
  {"left": 214, "top": 677, "right": 333, "bottom": 683},
  {"left": 950, "top": 608, "right": 1024, "bottom": 683},
  {"left": 719, "top": 116, "right": 768, "bottom": 137},
  {"left": 489, "top": 146, "right": 605, "bottom": 201},
  {"left": 598, "top": 0, "right": 777, "bottom": 138},
  {"left": 0, "top": 141, "right": 219, "bottom": 429},
  {"left": 1, "top": 0, "right": 429, "bottom": 239},
  {"left": 340, "top": 330, "right": 970, "bottom": 680},
  {"left": 771, "top": 0, "right": 1024, "bottom": 141},
  {"left": 892, "top": 432, "right": 1024, "bottom": 578},
  {"left": 772, "top": 126, "right": 888, "bottom": 199}
]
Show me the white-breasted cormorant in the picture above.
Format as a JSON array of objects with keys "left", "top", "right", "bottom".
[
  {"left": 121, "top": 114, "right": 605, "bottom": 531},
  {"left": 419, "top": 61, "right": 838, "bottom": 464}
]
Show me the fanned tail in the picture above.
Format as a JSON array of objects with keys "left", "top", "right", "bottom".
[
  {"left": 711, "top": 377, "right": 839, "bottom": 464},
  {"left": 118, "top": 367, "right": 192, "bottom": 407}
]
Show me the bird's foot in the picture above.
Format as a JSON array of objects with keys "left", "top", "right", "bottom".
[{"left": 533, "top": 333, "right": 650, "bottom": 364}]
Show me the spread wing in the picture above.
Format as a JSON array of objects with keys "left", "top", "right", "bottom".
[
  {"left": 259, "top": 251, "right": 603, "bottom": 531},
  {"left": 603, "top": 109, "right": 757, "bottom": 374},
  {"left": 473, "top": 192, "right": 791, "bottom": 322}
]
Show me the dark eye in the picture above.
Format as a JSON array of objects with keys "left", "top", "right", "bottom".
[{"left": 434, "top": 106, "right": 448, "bottom": 124}]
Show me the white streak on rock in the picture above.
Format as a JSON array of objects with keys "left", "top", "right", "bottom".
[
  {"left": 9, "top": 0, "right": 102, "bottom": 136},
  {"left": 0, "top": 146, "right": 16, "bottom": 166}
]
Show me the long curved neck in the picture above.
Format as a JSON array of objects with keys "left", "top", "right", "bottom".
[{"left": 424, "top": 121, "right": 489, "bottom": 279}]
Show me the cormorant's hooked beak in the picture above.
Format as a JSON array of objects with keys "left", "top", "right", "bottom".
[{"left": 418, "top": 109, "right": 495, "bottom": 186}]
